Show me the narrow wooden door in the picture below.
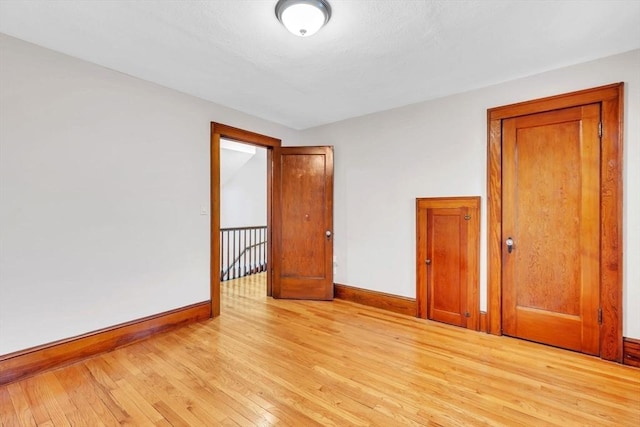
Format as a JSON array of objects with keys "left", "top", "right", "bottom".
[
  {"left": 416, "top": 197, "right": 480, "bottom": 329},
  {"left": 272, "top": 146, "right": 333, "bottom": 300},
  {"left": 428, "top": 207, "right": 469, "bottom": 327},
  {"left": 502, "top": 104, "right": 601, "bottom": 355}
]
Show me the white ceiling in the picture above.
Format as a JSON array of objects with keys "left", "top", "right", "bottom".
[{"left": 1, "top": 1, "right": 639, "bottom": 130}]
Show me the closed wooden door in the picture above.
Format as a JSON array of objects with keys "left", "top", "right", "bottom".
[
  {"left": 428, "top": 207, "right": 469, "bottom": 327},
  {"left": 272, "top": 146, "right": 333, "bottom": 300},
  {"left": 416, "top": 197, "right": 480, "bottom": 329},
  {"left": 502, "top": 104, "right": 601, "bottom": 355}
]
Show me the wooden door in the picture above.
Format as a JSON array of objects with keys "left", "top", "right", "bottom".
[
  {"left": 272, "top": 146, "right": 334, "bottom": 300},
  {"left": 502, "top": 104, "right": 601, "bottom": 355},
  {"left": 416, "top": 197, "right": 480, "bottom": 329},
  {"left": 428, "top": 207, "right": 469, "bottom": 327}
]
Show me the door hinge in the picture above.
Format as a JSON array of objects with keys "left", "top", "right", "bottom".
[
  {"left": 598, "top": 122, "right": 603, "bottom": 138},
  {"left": 598, "top": 308, "right": 603, "bottom": 325}
]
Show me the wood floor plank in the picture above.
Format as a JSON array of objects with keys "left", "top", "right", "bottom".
[
  {"left": 106, "top": 350, "right": 223, "bottom": 426},
  {"left": 5, "top": 382, "right": 37, "bottom": 426},
  {"left": 139, "top": 336, "right": 276, "bottom": 426},
  {"left": 1, "top": 273, "right": 639, "bottom": 426},
  {"left": 218, "top": 304, "right": 512, "bottom": 424},
  {"left": 0, "top": 384, "right": 21, "bottom": 427},
  {"left": 38, "top": 371, "right": 91, "bottom": 426},
  {"left": 81, "top": 357, "right": 132, "bottom": 424},
  {"left": 53, "top": 364, "right": 120, "bottom": 426},
  {"left": 18, "top": 376, "right": 69, "bottom": 427}
]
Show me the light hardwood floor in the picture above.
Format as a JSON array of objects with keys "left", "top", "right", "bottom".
[{"left": 1, "top": 273, "right": 639, "bottom": 426}]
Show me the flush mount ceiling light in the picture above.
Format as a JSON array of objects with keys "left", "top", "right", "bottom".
[{"left": 275, "top": 0, "right": 332, "bottom": 37}]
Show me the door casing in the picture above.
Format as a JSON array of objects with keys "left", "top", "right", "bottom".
[
  {"left": 416, "top": 196, "right": 480, "bottom": 330},
  {"left": 486, "top": 83, "right": 624, "bottom": 362},
  {"left": 210, "top": 123, "right": 280, "bottom": 317}
]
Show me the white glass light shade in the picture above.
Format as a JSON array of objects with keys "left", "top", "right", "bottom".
[{"left": 275, "top": 0, "right": 331, "bottom": 37}]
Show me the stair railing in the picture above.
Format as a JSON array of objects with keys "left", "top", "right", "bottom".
[{"left": 220, "top": 226, "right": 267, "bottom": 281}]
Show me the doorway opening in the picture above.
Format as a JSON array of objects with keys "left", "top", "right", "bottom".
[
  {"left": 211, "top": 124, "right": 334, "bottom": 315},
  {"left": 220, "top": 139, "right": 268, "bottom": 283},
  {"left": 211, "top": 123, "right": 280, "bottom": 317}
]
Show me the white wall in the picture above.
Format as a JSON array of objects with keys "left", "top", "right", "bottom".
[
  {"left": 2, "top": 34, "right": 638, "bottom": 356},
  {"left": 221, "top": 147, "right": 267, "bottom": 229},
  {"left": 300, "top": 49, "right": 640, "bottom": 339},
  {"left": 0, "top": 34, "right": 300, "bottom": 355}
]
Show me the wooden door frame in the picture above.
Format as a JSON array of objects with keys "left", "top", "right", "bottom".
[
  {"left": 486, "top": 83, "right": 624, "bottom": 362},
  {"left": 416, "top": 196, "right": 481, "bottom": 330},
  {"left": 210, "top": 123, "right": 281, "bottom": 317}
]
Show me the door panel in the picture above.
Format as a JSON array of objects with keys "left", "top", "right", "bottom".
[
  {"left": 427, "top": 208, "right": 468, "bottom": 327},
  {"left": 273, "top": 146, "right": 333, "bottom": 300},
  {"left": 502, "top": 104, "right": 600, "bottom": 355}
]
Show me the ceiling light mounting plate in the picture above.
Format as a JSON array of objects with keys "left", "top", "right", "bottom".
[{"left": 275, "top": 0, "right": 332, "bottom": 37}]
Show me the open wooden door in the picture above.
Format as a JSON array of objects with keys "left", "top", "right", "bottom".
[{"left": 272, "top": 146, "right": 334, "bottom": 300}]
